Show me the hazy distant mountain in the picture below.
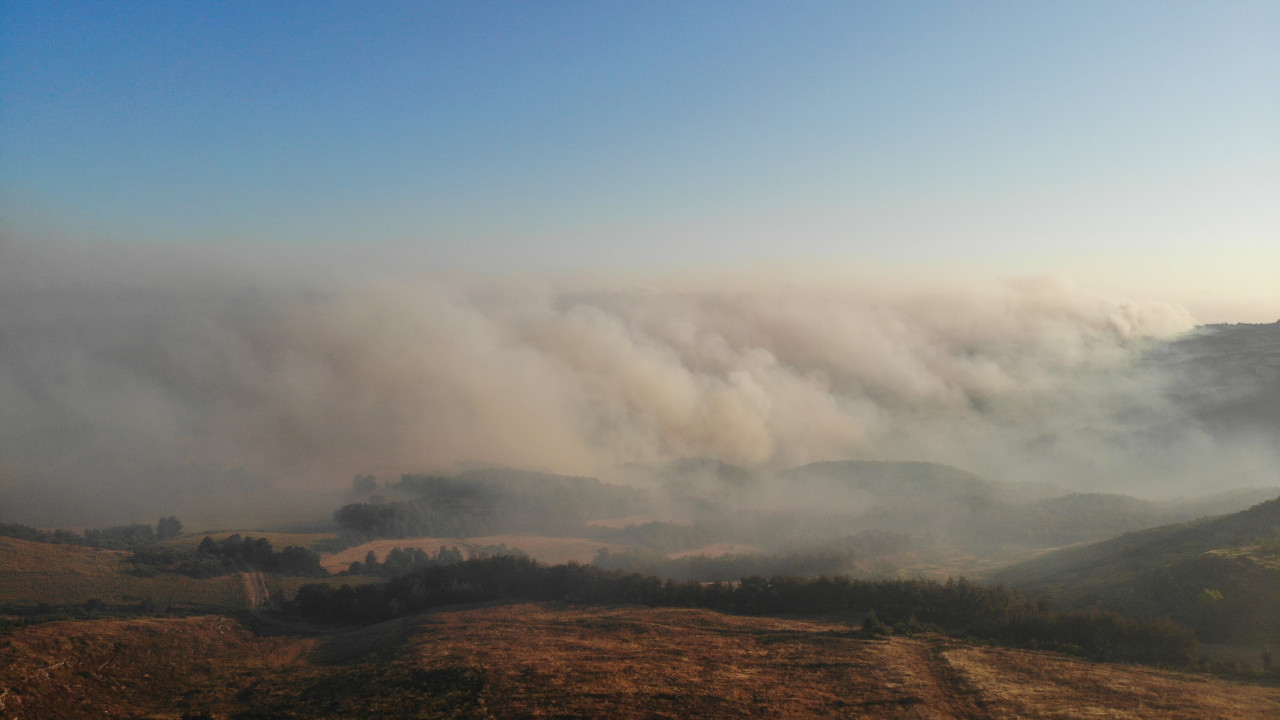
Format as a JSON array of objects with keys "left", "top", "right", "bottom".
[{"left": 1147, "top": 321, "right": 1280, "bottom": 438}]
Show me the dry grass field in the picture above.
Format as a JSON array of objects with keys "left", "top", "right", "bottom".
[{"left": 3, "top": 602, "right": 1279, "bottom": 719}]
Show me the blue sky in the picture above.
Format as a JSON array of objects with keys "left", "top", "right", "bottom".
[{"left": 2, "top": 1, "right": 1277, "bottom": 315}]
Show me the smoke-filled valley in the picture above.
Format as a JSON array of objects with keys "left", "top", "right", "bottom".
[
  {"left": 6, "top": 4, "right": 1280, "bottom": 715},
  {"left": 3, "top": 242, "right": 1275, "bottom": 528}
]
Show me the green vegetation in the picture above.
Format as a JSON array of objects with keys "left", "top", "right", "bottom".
[
  {"left": 345, "top": 545, "right": 466, "bottom": 578},
  {"left": 994, "top": 496, "right": 1280, "bottom": 645}
]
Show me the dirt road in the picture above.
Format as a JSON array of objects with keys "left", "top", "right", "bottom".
[{"left": 240, "top": 570, "right": 269, "bottom": 611}]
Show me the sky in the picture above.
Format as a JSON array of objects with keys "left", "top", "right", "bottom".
[
  {"left": 2, "top": 0, "right": 1277, "bottom": 319},
  {"left": 2, "top": 1, "right": 1279, "bottom": 524}
]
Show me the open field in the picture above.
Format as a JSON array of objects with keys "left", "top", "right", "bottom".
[
  {"left": 4, "top": 603, "right": 1278, "bottom": 719},
  {"left": 321, "top": 535, "right": 630, "bottom": 573}
]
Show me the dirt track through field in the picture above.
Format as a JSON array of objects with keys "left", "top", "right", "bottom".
[{"left": 240, "top": 571, "right": 269, "bottom": 610}]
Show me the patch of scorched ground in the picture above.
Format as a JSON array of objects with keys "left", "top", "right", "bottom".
[
  {"left": 942, "top": 643, "right": 1280, "bottom": 720},
  {"left": 6, "top": 603, "right": 1280, "bottom": 719},
  {"left": 0, "top": 615, "right": 317, "bottom": 719},
  {"left": 405, "top": 603, "right": 1280, "bottom": 720},
  {"left": 404, "top": 604, "right": 951, "bottom": 718}
]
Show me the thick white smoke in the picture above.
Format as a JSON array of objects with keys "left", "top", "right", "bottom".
[{"left": 3, "top": 239, "right": 1269, "bottom": 525}]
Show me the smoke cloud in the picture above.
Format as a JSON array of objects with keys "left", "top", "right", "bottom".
[{"left": 1, "top": 239, "right": 1272, "bottom": 526}]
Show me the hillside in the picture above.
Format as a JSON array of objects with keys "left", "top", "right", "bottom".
[
  {"left": 3, "top": 603, "right": 1279, "bottom": 719},
  {"left": 0, "top": 536, "right": 249, "bottom": 612},
  {"left": 753, "top": 460, "right": 1275, "bottom": 552},
  {"left": 992, "top": 496, "right": 1280, "bottom": 644},
  {"left": 1152, "top": 322, "right": 1280, "bottom": 438},
  {"left": 0, "top": 535, "right": 373, "bottom": 620}
]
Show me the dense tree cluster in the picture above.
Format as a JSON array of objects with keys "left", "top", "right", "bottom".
[
  {"left": 284, "top": 556, "right": 1197, "bottom": 667},
  {"left": 346, "top": 545, "right": 466, "bottom": 578},
  {"left": 156, "top": 515, "right": 183, "bottom": 540},
  {"left": 129, "top": 534, "right": 325, "bottom": 578}
]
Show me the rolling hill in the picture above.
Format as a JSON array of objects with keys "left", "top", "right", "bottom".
[{"left": 992, "top": 496, "right": 1280, "bottom": 645}]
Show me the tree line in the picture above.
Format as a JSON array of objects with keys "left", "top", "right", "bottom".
[
  {"left": 129, "top": 534, "right": 325, "bottom": 578},
  {"left": 284, "top": 556, "right": 1197, "bottom": 667},
  {"left": 0, "top": 516, "right": 183, "bottom": 549},
  {"left": 344, "top": 545, "right": 466, "bottom": 579}
]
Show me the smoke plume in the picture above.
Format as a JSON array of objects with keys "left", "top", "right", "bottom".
[{"left": 1, "top": 239, "right": 1272, "bottom": 525}]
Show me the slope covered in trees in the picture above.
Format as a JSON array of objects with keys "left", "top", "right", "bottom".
[{"left": 993, "top": 496, "right": 1280, "bottom": 644}]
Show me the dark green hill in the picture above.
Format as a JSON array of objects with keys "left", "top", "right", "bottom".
[{"left": 991, "top": 496, "right": 1280, "bottom": 644}]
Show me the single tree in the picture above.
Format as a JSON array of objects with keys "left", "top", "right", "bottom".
[{"left": 157, "top": 515, "right": 183, "bottom": 540}]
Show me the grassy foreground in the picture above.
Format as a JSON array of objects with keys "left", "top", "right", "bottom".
[{"left": 3, "top": 603, "right": 1279, "bottom": 719}]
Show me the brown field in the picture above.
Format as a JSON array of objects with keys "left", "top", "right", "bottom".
[
  {"left": 321, "top": 535, "right": 629, "bottom": 572},
  {"left": 3, "top": 603, "right": 1279, "bottom": 719}
]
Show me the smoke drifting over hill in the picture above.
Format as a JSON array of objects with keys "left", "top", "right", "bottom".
[{"left": 1, "top": 241, "right": 1274, "bottom": 525}]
